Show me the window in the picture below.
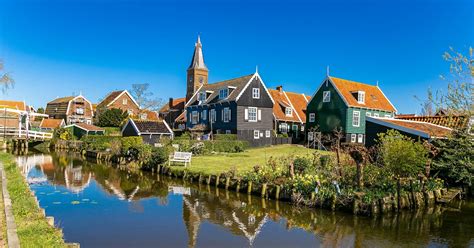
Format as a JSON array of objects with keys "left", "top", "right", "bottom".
[
  {"left": 254, "top": 130, "right": 260, "bottom": 139},
  {"left": 128, "top": 109, "right": 133, "bottom": 115},
  {"left": 309, "top": 113, "right": 315, "bottom": 122},
  {"left": 140, "top": 113, "right": 147, "bottom": 120},
  {"left": 366, "top": 112, "right": 371, "bottom": 117},
  {"left": 219, "top": 89, "right": 228, "bottom": 99},
  {"left": 210, "top": 109, "right": 216, "bottom": 123},
  {"left": 385, "top": 114, "right": 391, "bottom": 118},
  {"left": 198, "top": 92, "right": 206, "bottom": 102},
  {"left": 357, "top": 91, "right": 365, "bottom": 104},
  {"left": 248, "top": 107, "right": 257, "bottom": 122},
  {"left": 323, "top": 91, "right": 331, "bottom": 102},
  {"left": 292, "top": 125, "right": 298, "bottom": 131},
  {"left": 122, "top": 98, "right": 128, "bottom": 105},
  {"left": 265, "top": 130, "right": 271, "bottom": 138},
  {"left": 202, "top": 109, "right": 207, "bottom": 120},
  {"left": 285, "top": 107, "right": 292, "bottom": 116},
  {"left": 279, "top": 123, "right": 288, "bottom": 133},
  {"left": 373, "top": 113, "right": 379, "bottom": 117},
  {"left": 252, "top": 88, "right": 260, "bottom": 99},
  {"left": 76, "top": 108, "right": 84, "bottom": 115},
  {"left": 301, "top": 126, "right": 305, "bottom": 131},
  {"left": 223, "top": 108, "right": 231, "bottom": 122},
  {"left": 352, "top": 111, "right": 360, "bottom": 127},
  {"left": 191, "top": 111, "right": 199, "bottom": 124},
  {"left": 357, "top": 134, "right": 364, "bottom": 143},
  {"left": 351, "top": 134, "right": 357, "bottom": 143},
  {"left": 226, "top": 130, "right": 231, "bottom": 134}
]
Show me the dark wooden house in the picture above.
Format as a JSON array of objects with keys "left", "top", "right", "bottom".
[
  {"left": 45, "top": 95, "right": 94, "bottom": 125},
  {"left": 122, "top": 118, "right": 174, "bottom": 145},
  {"left": 185, "top": 72, "right": 275, "bottom": 147}
]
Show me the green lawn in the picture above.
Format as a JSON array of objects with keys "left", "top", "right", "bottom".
[
  {"left": 169, "top": 144, "right": 330, "bottom": 176},
  {"left": 0, "top": 153, "right": 67, "bottom": 248},
  {"left": 0, "top": 168, "right": 6, "bottom": 248}
]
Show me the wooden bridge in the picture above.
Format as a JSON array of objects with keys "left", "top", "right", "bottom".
[
  {"left": 0, "top": 107, "right": 52, "bottom": 143},
  {"left": 0, "top": 128, "right": 53, "bottom": 141}
]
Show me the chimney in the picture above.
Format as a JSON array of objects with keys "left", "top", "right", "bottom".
[
  {"left": 169, "top": 98, "right": 174, "bottom": 109},
  {"left": 276, "top": 85, "right": 283, "bottom": 92}
]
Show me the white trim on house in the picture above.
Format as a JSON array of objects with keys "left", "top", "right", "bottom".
[
  {"left": 122, "top": 118, "right": 174, "bottom": 137},
  {"left": 366, "top": 117, "right": 434, "bottom": 139},
  {"left": 235, "top": 72, "right": 275, "bottom": 104},
  {"left": 64, "top": 123, "right": 104, "bottom": 133},
  {"left": 103, "top": 90, "right": 140, "bottom": 109},
  {"left": 282, "top": 91, "right": 303, "bottom": 124},
  {"left": 66, "top": 95, "right": 95, "bottom": 117},
  {"left": 376, "top": 85, "right": 398, "bottom": 114}
]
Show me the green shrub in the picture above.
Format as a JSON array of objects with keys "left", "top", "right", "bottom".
[
  {"left": 81, "top": 135, "right": 119, "bottom": 151},
  {"left": 96, "top": 108, "right": 128, "bottom": 127},
  {"left": 53, "top": 128, "right": 74, "bottom": 141},
  {"left": 214, "top": 134, "right": 237, "bottom": 140},
  {"left": 173, "top": 140, "right": 249, "bottom": 154},
  {"left": 142, "top": 147, "right": 170, "bottom": 171},
  {"left": 121, "top": 136, "right": 144, "bottom": 155},
  {"left": 293, "top": 157, "right": 312, "bottom": 175}
]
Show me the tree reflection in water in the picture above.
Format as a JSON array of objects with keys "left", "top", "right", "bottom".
[{"left": 17, "top": 151, "right": 474, "bottom": 248}]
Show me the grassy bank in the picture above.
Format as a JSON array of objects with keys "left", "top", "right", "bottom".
[
  {"left": 169, "top": 145, "right": 328, "bottom": 176},
  {"left": 0, "top": 152, "right": 67, "bottom": 248},
  {"left": 0, "top": 170, "right": 6, "bottom": 247}
]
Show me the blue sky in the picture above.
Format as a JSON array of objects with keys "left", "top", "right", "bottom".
[{"left": 0, "top": 0, "right": 472, "bottom": 113}]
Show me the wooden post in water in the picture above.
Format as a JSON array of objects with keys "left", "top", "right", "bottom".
[
  {"left": 225, "top": 177, "right": 230, "bottom": 190},
  {"left": 207, "top": 175, "right": 211, "bottom": 185},
  {"left": 198, "top": 174, "right": 202, "bottom": 184},
  {"left": 275, "top": 185, "right": 280, "bottom": 200},
  {"left": 397, "top": 178, "right": 401, "bottom": 211},
  {"left": 247, "top": 181, "right": 252, "bottom": 194},
  {"left": 215, "top": 175, "right": 220, "bottom": 187},
  {"left": 261, "top": 183, "right": 267, "bottom": 198},
  {"left": 236, "top": 180, "right": 241, "bottom": 193}
]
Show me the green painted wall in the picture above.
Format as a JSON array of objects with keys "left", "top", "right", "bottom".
[{"left": 306, "top": 80, "right": 347, "bottom": 133}]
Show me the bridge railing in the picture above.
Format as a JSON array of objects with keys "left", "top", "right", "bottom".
[{"left": 0, "top": 128, "right": 53, "bottom": 140}]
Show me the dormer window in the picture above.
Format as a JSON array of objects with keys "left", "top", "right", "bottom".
[
  {"left": 198, "top": 92, "right": 206, "bottom": 102},
  {"left": 357, "top": 91, "right": 365, "bottom": 104},
  {"left": 219, "top": 89, "right": 228, "bottom": 99},
  {"left": 285, "top": 107, "right": 292, "bottom": 116}
]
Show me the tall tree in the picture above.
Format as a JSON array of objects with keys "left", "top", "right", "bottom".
[
  {"left": 428, "top": 47, "right": 473, "bottom": 117},
  {"left": 0, "top": 60, "right": 14, "bottom": 93},
  {"left": 130, "top": 83, "right": 163, "bottom": 111}
]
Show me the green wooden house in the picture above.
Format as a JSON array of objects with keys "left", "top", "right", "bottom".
[{"left": 306, "top": 76, "right": 397, "bottom": 144}]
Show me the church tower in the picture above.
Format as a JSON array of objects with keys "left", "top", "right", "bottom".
[{"left": 186, "top": 35, "right": 209, "bottom": 101}]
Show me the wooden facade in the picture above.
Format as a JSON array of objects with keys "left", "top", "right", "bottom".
[
  {"left": 122, "top": 118, "right": 174, "bottom": 145},
  {"left": 45, "top": 95, "right": 94, "bottom": 125},
  {"left": 96, "top": 90, "right": 140, "bottom": 117}
]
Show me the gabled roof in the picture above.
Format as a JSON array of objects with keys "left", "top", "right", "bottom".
[
  {"left": 188, "top": 35, "right": 208, "bottom": 71},
  {"left": 285, "top": 91, "right": 310, "bottom": 123},
  {"left": 0, "top": 100, "right": 26, "bottom": 111},
  {"left": 269, "top": 89, "right": 301, "bottom": 123},
  {"left": 66, "top": 123, "right": 105, "bottom": 132},
  {"left": 188, "top": 74, "right": 254, "bottom": 105},
  {"left": 48, "top": 96, "right": 75, "bottom": 104},
  {"left": 126, "top": 119, "right": 173, "bottom": 135},
  {"left": 39, "top": 119, "right": 65, "bottom": 129},
  {"left": 320, "top": 76, "right": 397, "bottom": 113},
  {"left": 98, "top": 90, "right": 139, "bottom": 108},
  {"left": 367, "top": 117, "right": 452, "bottom": 139},
  {"left": 159, "top": 97, "right": 186, "bottom": 113},
  {"left": 395, "top": 115, "right": 469, "bottom": 130},
  {"left": 138, "top": 109, "right": 160, "bottom": 121},
  {"left": 175, "top": 110, "right": 187, "bottom": 123}
]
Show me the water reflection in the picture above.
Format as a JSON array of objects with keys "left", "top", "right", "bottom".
[{"left": 16, "top": 152, "right": 474, "bottom": 248}]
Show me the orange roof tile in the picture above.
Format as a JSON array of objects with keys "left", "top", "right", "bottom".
[
  {"left": 160, "top": 97, "right": 186, "bottom": 113},
  {"left": 269, "top": 89, "right": 301, "bottom": 123},
  {"left": 395, "top": 115, "right": 469, "bottom": 130},
  {"left": 0, "top": 100, "right": 26, "bottom": 111},
  {"left": 39, "top": 119, "right": 64, "bottom": 129},
  {"left": 368, "top": 117, "right": 452, "bottom": 138},
  {"left": 329, "top": 77, "right": 396, "bottom": 112},
  {"left": 285, "top": 91, "right": 309, "bottom": 123}
]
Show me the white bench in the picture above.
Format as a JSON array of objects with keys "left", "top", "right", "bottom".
[{"left": 168, "top": 152, "right": 192, "bottom": 167}]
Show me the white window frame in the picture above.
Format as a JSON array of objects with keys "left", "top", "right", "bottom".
[
  {"left": 252, "top": 88, "right": 260, "bottom": 99},
  {"left": 122, "top": 98, "right": 128, "bottom": 105},
  {"left": 140, "top": 113, "right": 147, "bottom": 120},
  {"left": 323, "top": 91, "right": 331, "bottom": 102},
  {"left": 254, "top": 130, "right": 260, "bottom": 139},
  {"left": 292, "top": 124, "right": 298, "bottom": 131},
  {"left": 385, "top": 114, "right": 391, "bottom": 118},
  {"left": 279, "top": 123, "right": 288, "bottom": 133},
  {"left": 191, "top": 111, "right": 199, "bottom": 124},
  {"left": 219, "top": 89, "right": 228, "bottom": 99},
  {"left": 357, "top": 91, "right": 365, "bottom": 104},
  {"left": 285, "top": 107, "right": 292, "bottom": 116},
  {"left": 198, "top": 92, "right": 206, "bottom": 102},
  {"left": 202, "top": 109, "right": 207, "bottom": 120},
  {"left": 374, "top": 113, "right": 379, "bottom": 117},
  {"left": 226, "top": 130, "right": 231, "bottom": 134},
  {"left": 265, "top": 130, "right": 271, "bottom": 138},
  {"left": 248, "top": 107, "right": 257, "bottom": 122},
  {"left": 352, "top": 111, "right": 360, "bottom": 127},
  {"left": 223, "top": 107, "right": 231, "bottom": 123},
  {"left": 309, "top": 113, "right": 315, "bottom": 122},
  {"left": 351, "top": 134, "right": 357, "bottom": 143},
  {"left": 366, "top": 112, "right": 371, "bottom": 117},
  {"left": 357, "top": 134, "right": 364, "bottom": 143},
  {"left": 210, "top": 109, "right": 216, "bottom": 123}
]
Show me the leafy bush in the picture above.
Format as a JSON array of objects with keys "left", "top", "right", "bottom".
[
  {"left": 96, "top": 108, "right": 128, "bottom": 127},
  {"left": 53, "top": 128, "right": 74, "bottom": 141},
  {"left": 214, "top": 134, "right": 237, "bottom": 140},
  {"left": 173, "top": 140, "right": 249, "bottom": 154},
  {"left": 121, "top": 136, "right": 144, "bottom": 155},
  {"left": 141, "top": 146, "right": 169, "bottom": 171},
  {"left": 377, "top": 130, "right": 428, "bottom": 178},
  {"left": 293, "top": 157, "right": 312, "bottom": 175}
]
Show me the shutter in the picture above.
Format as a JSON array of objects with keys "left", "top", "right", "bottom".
[
  {"left": 244, "top": 109, "right": 248, "bottom": 121},
  {"left": 258, "top": 109, "right": 262, "bottom": 121},
  {"left": 221, "top": 109, "right": 224, "bottom": 121},
  {"left": 229, "top": 109, "right": 231, "bottom": 121}
]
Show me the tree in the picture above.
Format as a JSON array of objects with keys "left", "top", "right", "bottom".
[
  {"left": 428, "top": 47, "right": 473, "bottom": 117},
  {"left": 96, "top": 108, "right": 128, "bottom": 127},
  {"left": 0, "top": 60, "right": 14, "bottom": 93},
  {"left": 37, "top": 107, "right": 45, "bottom": 114},
  {"left": 377, "top": 130, "right": 428, "bottom": 178},
  {"left": 130, "top": 83, "right": 163, "bottom": 111}
]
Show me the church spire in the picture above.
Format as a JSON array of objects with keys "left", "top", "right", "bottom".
[{"left": 188, "top": 35, "right": 208, "bottom": 71}]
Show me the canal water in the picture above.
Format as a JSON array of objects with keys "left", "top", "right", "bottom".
[{"left": 15, "top": 152, "right": 474, "bottom": 248}]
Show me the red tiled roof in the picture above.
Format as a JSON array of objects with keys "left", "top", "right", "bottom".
[
  {"left": 329, "top": 77, "right": 396, "bottom": 112},
  {"left": 98, "top": 90, "right": 139, "bottom": 108},
  {"left": 269, "top": 89, "right": 302, "bottom": 123},
  {"left": 285, "top": 91, "right": 309, "bottom": 123},
  {"left": 395, "top": 115, "right": 469, "bottom": 130},
  {"left": 0, "top": 100, "right": 26, "bottom": 111},
  {"left": 368, "top": 117, "right": 452, "bottom": 138},
  {"left": 159, "top": 97, "right": 186, "bottom": 113},
  {"left": 39, "top": 119, "right": 64, "bottom": 129}
]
